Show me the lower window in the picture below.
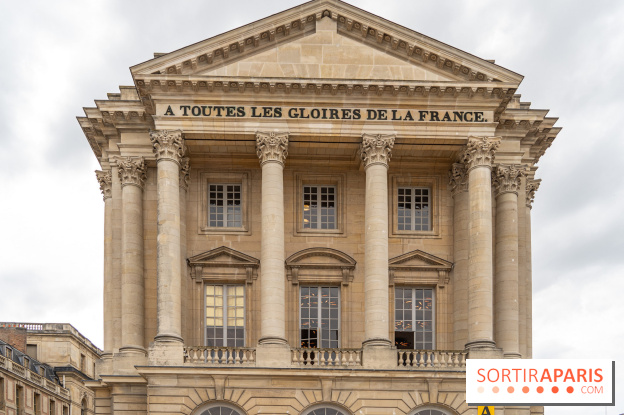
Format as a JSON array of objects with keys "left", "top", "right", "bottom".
[
  {"left": 300, "top": 286, "right": 339, "bottom": 348},
  {"left": 205, "top": 285, "right": 245, "bottom": 347},
  {"left": 394, "top": 287, "right": 434, "bottom": 349}
]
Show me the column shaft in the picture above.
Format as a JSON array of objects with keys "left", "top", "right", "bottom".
[
  {"left": 450, "top": 164, "right": 469, "bottom": 349},
  {"left": 256, "top": 132, "right": 289, "bottom": 344},
  {"left": 180, "top": 158, "right": 189, "bottom": 342},
  {"left": 111, "top": 165, "right": 123, "bottom": 351},
  {"left": 525, "top": 179, "right": 540, "bottom": 358},
  {"left": 518, "top": 178, "right": 528, "bottom": 357},
  {"left": 96, "top": 170, "right": 113, "bottom": 354}
]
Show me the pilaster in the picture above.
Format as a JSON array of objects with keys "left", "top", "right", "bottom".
[
  {"left": 96, "top": 170, "right": 114, "bottom": 358},
  {"left": 525, "top": 178, "right": 541, "bottom": 358}
]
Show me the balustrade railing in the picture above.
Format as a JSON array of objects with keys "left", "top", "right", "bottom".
[
  {"left": 292, "top": 348, "right": 362, "bottom": 367},
  {"left": 397, "top": 350, "right": 467, "bottom": 370},
  {"left": 184, "top": 347, "right": 256, "bottom": 365}
]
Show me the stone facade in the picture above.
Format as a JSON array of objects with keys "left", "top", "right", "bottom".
[{"left": 78, "top": 1, "right": 560, "bottom": 414}]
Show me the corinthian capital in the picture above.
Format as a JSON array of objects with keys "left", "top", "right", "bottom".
[
  {"left": 460, "top": 136, "right": 501, "bottom": 171},
  {"left": 449, "top": 163, "right": 468, "bottom": 197},
  {"left": 116, "top": 157, "right": 147, "bottom": 189},
  {"left": 150, "top": 129, "right": 186, "bottom": 163},
  {"left": 492, "top": 164, "right": 525, "bottom": 197},
  {"left": 360, "top": 133, "right": 395, "bottom": 168},
  {"left": 179, "top": 157, "right": 190, "bottom": 191},
  {"left": 256, "top": 131, "right": 289, "bottom": 165},
  {"left": 95, "top": 170, "right": 112, "bottom": 200},
  {"left": 526, "top": 178, "right": 542, "bottom": 208}
]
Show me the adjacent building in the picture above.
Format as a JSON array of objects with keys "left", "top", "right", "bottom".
[{"left": 78, "top": 1, "right": 560, "bottom": 414}]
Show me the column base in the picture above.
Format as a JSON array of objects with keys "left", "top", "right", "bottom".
[
  {"left": 118, "top": 345, "right": 147, "bottom": 356},
  {"left": 154, "top": 333, "right": 184, "bottom": 343},
  {"left": 256, "top": 342, "right": 291, "bottom": 368},
  {"left": 504, "top": 352, "right": 523, "bottom": 359},
  {"left": 362, "top": 337, "right": 393, "bottom": 348},
  {"left": 258, "top": 336, "right": 288, "bottom": 346},
  {"left": 113, "top": 348, "right": 147, "bottom": 374},
  {"left": 465, "top": 339, "right": 496, "bottom": 350}
]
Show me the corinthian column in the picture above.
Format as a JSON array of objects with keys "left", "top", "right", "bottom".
[
  {"left": 493, "top": 164, "right": 524, "bottom": 358},
  {"left": 150, "top": 130, "right": 186, "bottom": 344},
  {"left": 96, "top": 170, "right": 113, "bottom": 357},
  {"left": 179, "top": 158, "right": 190, "bottom": 341},
  {"left": 256, "top": 131, "right": 289, "bottom": 345},
  {"left": 449, "top": 163, "right": 469, "bottom": 349},
  {"left": 360, "top": 133, "right": 395, "bottom": 347},
  {"left": 460, "top": 136, "right": 500, "bottom": 350},
  {"left": 117, "top": 157, "right": 147, "bottom": 355},
  {"left": 525, "top": 178, "right": 540, "bottom": 358}
]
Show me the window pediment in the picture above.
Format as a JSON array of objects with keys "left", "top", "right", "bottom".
[
  {"left": 285, "top": 247, "right": 356, "bottom": 286},
  {"left": 389, "top": 250, "right": 453, "bottom": 286},
  {"left": 188, "top": 246, "right": 259, "bottom": 283}
]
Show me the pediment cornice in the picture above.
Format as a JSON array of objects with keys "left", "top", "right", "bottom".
[{"left": 130, "top": 0, "right": 522, "bottom": 86}]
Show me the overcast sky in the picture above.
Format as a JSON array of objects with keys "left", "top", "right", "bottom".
[{"left": 1, "top": 1, "right": 622, "bottom": 414}]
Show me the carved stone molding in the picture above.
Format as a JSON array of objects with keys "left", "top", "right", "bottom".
[
  {"left": 256, "top": 131, "right": 289, "bottom": 165},
  {"left": 460, "top": 136, "right": 501, "bottom": 171},
  {"left": 115, "top": 157, "right": 147, "bottom": 189},
  {"left": 388, "top": 250, "right": 453, "bottom": 287},
  {"left": 285, "top": 247, "right": 356, "bottom": 286},
  {"left": 95, "top": 170, "right": 112, "bottom": 200},
  {"left": 448, "top": 163, "right": 468, "bottom": 197},
  {"left": 179, "top": 157, "right": 190, "bottom": 191},
  {"left": 492, "top": 164, "right": 524, "bottom": 197},
  {"left": 150, "top": 129, "right": 186, "bottom": 163},
  {"left": 360, "top": 133, "right": 395, "bottom": 168},
  {"left": 526, "top": 178, "right": 542, "bottom": 208},
  {"left": 187, "top": 246, "right": 259, "bottom": 284}
]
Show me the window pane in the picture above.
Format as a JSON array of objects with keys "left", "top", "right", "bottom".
[
  {"left": 301, "top": 286, "right": 340, "bottom": 348},
  {"left": 398, "top": 187, "right": 430, "bottom": 231},
  {"left": 394, "top": 287, "right": 434, "bottom": 349},
  {"left": 208, "top": 184, "right": 242, "bottom": 227},
  {"left": 206, "top": 284, "right": 245, "bottom": 347}
]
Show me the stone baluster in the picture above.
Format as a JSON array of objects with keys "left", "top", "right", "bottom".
[
  {"left": 117, "top": 157, "right": 147, "bottom": 355},
  {"left": 493, "top": 164, "right": 524, "bottom": 358},
  {"left": 96, "top": 170, "right": 113, "bottom": 357},
  {"left": 150, "top": 129, "right": 186, "bottom": 346},
  {"left": 256, "top": 131, "right": 289, "bottom": 345},
  {"left": 449, "top": 163, "right": 469, "bottom": 349},
  {"left": 460, "top": 136, "right": 500, "bottom": 350},
  {"left": 360, "top": 133, "right": 395, "bottom": 347}
]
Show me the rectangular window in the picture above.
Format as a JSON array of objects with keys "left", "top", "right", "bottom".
[
  {"left": 16, "top": 385, "right": 23, "bottom": 410},
  {"left": 50, "top": 400, "right": 56, "bottom": 415},
  {"left": 26, "top": 344, "right": 38, "bottom": 359},
  {"left": 63, "top": 406, "right": 69, "bottom": 415},
  {"left": 397, "top": 187, "right": 430, "bottom": 231},
  {"left": 208, "top": 184, "right": 242, "bottom": 228},
  {"left": 205, "top": 285, "right": 245, "bottom": 347},
  {"left": 34, "top": 393, "right": 41, "bottom": 414},
  {"left": 303, "top": 186, "right": 336, "bottom": 230},
  {"left": 0, "top": 377, "right": 4, "bottom": 408},
  {"left": 80, "top": 354, "right": 86, "bottom": 372},
  {"left": 394, "top": 287, "right": 434, "bottom": 350},
  {"left": 300, "top": 286, "right": 339, "bottom": 348}
]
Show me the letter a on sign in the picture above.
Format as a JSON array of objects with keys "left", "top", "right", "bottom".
[{"left": 478, "top": 407, "right": 494, "bottom": 415}]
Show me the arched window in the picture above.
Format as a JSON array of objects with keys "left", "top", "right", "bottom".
[
  {"left": 80, "top": 398, "right": 87, "bottom": 415},
  {"left": 409, "top": 406, "right": 454, "bottom": 415},
  {"left": 301, "top": 404, "right": 351, "bottom": 415},
  {"left": 196, "top": 403, "right": 245, "bottom": 415}
]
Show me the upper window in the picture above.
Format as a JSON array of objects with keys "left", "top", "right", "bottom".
[
  {"left": 398, "top": 187, "right": 430, "bottom": 231},
  {"left": 300, "top": 286, "right": 340, "bottom": 348},
  {"left": 209, "top": 184, "right": 242, "bottom": 227},
  {"left": 302, "top": 406, "right": 349, "bottom": 415},
  {"left": 200, "top": 171, "right": 251, "bottom": 235},
  {"left": 205, "top": 284, "right": 245, "bottom": 347},
  {"left": 394, "top": 287, "right": 435, "bottom": 350},
  {"left": 303, "top": 186, "right": 336, "bottom": 230},
  {"left": 197, "top": 403, "right": 244, "bottom": 415}
]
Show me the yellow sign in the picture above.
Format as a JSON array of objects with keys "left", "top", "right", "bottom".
[{"left": 478, "top": 407, "right": 494, "bottom": 415}]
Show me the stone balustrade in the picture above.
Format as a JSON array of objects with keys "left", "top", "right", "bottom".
[
  {"left": 397, "top": 350, "right": 467, "bottom": 370},
  {"left": 0, "top": 354, "right": 69, "bottom": 396},
  {"left": 292, "top": 348, "right": 362, "bottom": 367},
  {"left": 185, "top": 346, "right": 256, "bottom": 365}
]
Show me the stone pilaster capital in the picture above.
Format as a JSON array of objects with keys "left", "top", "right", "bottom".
[
  {"left": 256, "top": 131, "right": 289, "bottom": 166},
  {"left": 492, "top": 164, "right": 525, "bottom": 197},
  {"left": 150, "top": 129, "right": 186, "bottom": 164},
  {"left": 460, "top": 136, "right": 501, "bottom": 171},
  {"left": 115, "top": 157, "right": 147, "bottom": 189},
  {"left": 179, "top": 157, "right": 190, "bottom": 191},
  {"left": 95, "top": 170, "right": 112, "bottom": 200},
  {"left": 449, "top": 163, "right": 468, "bottom": 197},
  {"left": 360, "top": 133, "right": 395, "bottom": 168},
  {"left": 526, "top": 178, "right": 542, "bottom": 208}
]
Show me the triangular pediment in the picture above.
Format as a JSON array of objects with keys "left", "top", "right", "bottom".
[
  {"left": 131, "top": 0, "right": 522, "bottom": 85},
  {"left": 188, "top": 246, "right": 259, "bottom": 268},
  {"left": 389, "top": 250, "right": 452, "bottom": 271}
]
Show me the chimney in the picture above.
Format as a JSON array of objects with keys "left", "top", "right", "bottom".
[{"left": 0, "top": 326, "right": 28, "bottom": 353}]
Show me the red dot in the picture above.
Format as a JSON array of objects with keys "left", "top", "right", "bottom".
[
  {"left": 537, "top": 386, "right": 544, "bottom": 393},
  {"left": 552, "top": 386, "right": 559, "bottom": 393},
  {"left": 492, "top": 386, "right": 500, "bottom": 393},
  {"left": 522, "top": 386, "right": 530, "bottom": 393},
  {"left": 567, "top": 386, "right": 574, "bottom": 393},
  {"left": 507, "top": 386, "right": 514, "bottom": 393}
]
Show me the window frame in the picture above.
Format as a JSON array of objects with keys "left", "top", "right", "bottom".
[
  {"left": 302, "top": 185, "right": 338, "bottom": 230},
  {"left": 394, "top": 287, "right": 436, "bottom": 350},
  {"left": 204, "top": 283, "right": 246, "bottom": 347},
  {"left": 299, "top": 285, "right": 341, "bottom": 349},
  {"left": 390, "top": 175, "right": 440, "bottom": 239},
  {"left": 294, "top": 172, "right": 346, "bottom": 237},
  {"left": 199, "top": 170, "right": 251, "bottom": 235}
]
